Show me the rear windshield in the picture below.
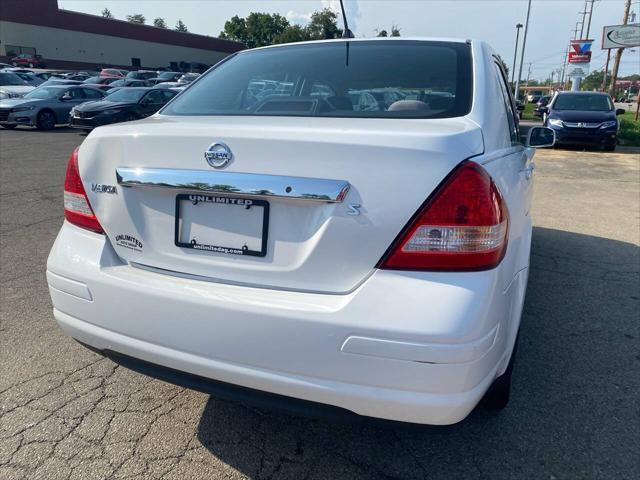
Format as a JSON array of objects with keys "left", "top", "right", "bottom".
[
  {"left": 0, "top": 72, "right": 27, "bottom": 86},
  {"left": 163, "top": 41, "right": 473, "bottom": 119},
  {"left": 104, "top": 89, "right": 147, "bottom": 102},
  {"left": 553, "top": 94, "right": 613, "bottom": 111}
]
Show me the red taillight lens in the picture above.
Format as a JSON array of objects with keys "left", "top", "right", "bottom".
[
  {"left": 63, "top": 147, "right": 104, "bottom": 234},
  {"left": 379, "top": 161, "right": 508, "bottom": 271}
]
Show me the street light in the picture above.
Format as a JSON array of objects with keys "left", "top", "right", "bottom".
[
  {"left": 511, "top": 23, "right": 524, "bottom": 85},
  {"left": 514, "top": 0, "right": 533, "bottom": 102}
]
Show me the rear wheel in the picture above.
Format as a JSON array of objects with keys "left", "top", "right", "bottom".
[
  {"left": 603, "top": 145, "right": 616, "bottom": 152},
  {"left": 36, "top": 110, "right": 56, "bottom": 130},
  {"left": 483, "top": 334, "right": 519, "bottom": 409}
]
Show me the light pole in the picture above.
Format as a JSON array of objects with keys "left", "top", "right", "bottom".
[
  {"left": 514, "top": 0, "right": 532, "bottom": 102},
  {"left": 511, "top": 23, "right": 523, "bottom": 85}
]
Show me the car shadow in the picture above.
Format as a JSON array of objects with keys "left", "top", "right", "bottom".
[{"left": 195, "top": 227, "right": 639, "bottom": 479}]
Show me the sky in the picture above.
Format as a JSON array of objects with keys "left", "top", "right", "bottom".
[{"left": 58, "top": 0, "right": 640, "bottom": 80}]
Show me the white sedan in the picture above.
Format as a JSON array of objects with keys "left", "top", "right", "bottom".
[{"left": 47, "top": 38, "right": 554, "bottom": 425}]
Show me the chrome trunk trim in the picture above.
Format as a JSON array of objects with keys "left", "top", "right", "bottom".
[{"left": 116, "top": 168, "right": 350, "bottom": 203}]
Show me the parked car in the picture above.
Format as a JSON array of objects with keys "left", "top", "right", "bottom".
[
  {"left": 82, "top": 76, "right": 120, "bottom": 91},
  {"left": 525, "top": 90, "right": 544, "bottom": 103},
  {"left": 152, "top": 81, "right": 183, "bottom": 90},
  {"left": 0, "top": 84, "right": 104, "bottom": 129},
  {"left": 10, "top": 53, "right": 46, "bottom": 68},
  {"left": 542, "top": 91, "right": 624, "bottom": 151},
  {"left": 0, "top": 72, "right": 35, "bottom": 99},
  {"left": 105, "top": 79, "right": 151, "bottom": 90},
  {"left": 177, "top": 73, "right": 200, "bottom": 84},
  {"left": 46, "top": 38, "right": 555, "bottom": 425},
  {"left": 10, "top": 71, "right": 45, "bottom": 87},
  {"left": 34, "top": 72, "right": 54, "bottom": 82},
  {"left": 41, "top": 79, "right": 84, "bottom": 86},
  {"left": 69, "top": 87, "right": 177, "bottom": 130},
  {"left": 126, "top": 70, "right": 157, "bottom": 81},
  {"left": 533, "top": 95, "right": 551, "bottom": 118},
  {"left": 515, "top": 99, "right": 525, "bottom": 119},
  {"left": 100, "top": 68, "right": 128, "bottom": 78},
  {"left": 0, "top": 62, "right": 14, "bottom": 69},
  {"left": 148, "top": 71, "right": 182, "bottom": 85}
]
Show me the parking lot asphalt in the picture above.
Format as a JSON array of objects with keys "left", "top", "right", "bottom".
[{"left": 1, "top": 127, "right": 639, "bottom": 480}]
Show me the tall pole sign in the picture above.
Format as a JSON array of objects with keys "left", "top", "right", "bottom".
[{"left": 568, "top": 39, "right": 593, "bottom": 91}]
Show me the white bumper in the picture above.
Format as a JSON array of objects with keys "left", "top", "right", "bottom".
[{"left": 47, "top": 222, "right": 525, "bottom": 425}]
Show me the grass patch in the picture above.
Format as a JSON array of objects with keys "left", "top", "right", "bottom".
[
  {"left": 619, "top": 111, "right": 640, "bottom": 147},
  {"left": 521, "top": 103, "right": 539, "bottom": 122}
]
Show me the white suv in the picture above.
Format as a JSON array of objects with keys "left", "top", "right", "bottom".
[{"left": 47, "top": 38, "right": 554, "bottom": 425}]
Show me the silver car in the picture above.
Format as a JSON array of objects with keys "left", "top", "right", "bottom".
[{"left": 0, "top": 84, "right": 104, "bottom": 130}]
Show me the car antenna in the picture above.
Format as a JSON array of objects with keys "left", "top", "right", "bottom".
[{"left": 339, "top": 0, "right": 354, "bottom": 38}]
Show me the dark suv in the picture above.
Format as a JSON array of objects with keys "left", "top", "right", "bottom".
[
  {"left": 542, "top": 92, "right": 624, "bottom": 151},
  {"left": 10, "top": 53, "right": 46, "bottom": 68}
]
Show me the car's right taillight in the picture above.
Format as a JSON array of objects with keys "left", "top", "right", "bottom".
[
  {"left": 63, "top": 147, "right": 104, "bottom": 234},
  {"left": 378, "top": 161, "right": 508, "bottom": 271}
]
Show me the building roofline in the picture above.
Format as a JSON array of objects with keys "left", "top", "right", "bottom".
[{"left": 0, "top": 0, "right": 244, "bottom": 54}]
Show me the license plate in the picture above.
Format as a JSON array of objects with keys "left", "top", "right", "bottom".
[{"left": 175, "top": 194, "right": 269, "bottom": 257}]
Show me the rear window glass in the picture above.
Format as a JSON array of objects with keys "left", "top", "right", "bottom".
[
  {"left": 163, "top": 41, "right": 472, "bottom": 119},
  {"left": 553, "top": 94, "right": 613, "bottom": 111}
]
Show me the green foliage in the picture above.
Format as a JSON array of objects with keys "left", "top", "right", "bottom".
[
  {"left": 175, "top": 19, "right": 188, "bottom": 32},
  {"left": 153, "top": 17, "right": 167, "bottom": 29},
  {"left": 580, "top": 70, "right": 606, "bottom": 91},
  {"left": 619, "top": 114, "right": 640, "bottom": 146},
  {"left": 219, "top": 8, "right": 342, "bottom": 48},
  {"left": 274, "top": 25, "right": 310, "bottom": 44},
  {"left": 306, "top": 8, "right": 342, "bottom": 40},
  {"left": 126, "top": 14, "right": 146, "bottom": 24},
  {"left": 376, "top": 25, "right": 401, "bottom": 37},
  {"left": 101, "top": 8, "right": 113, "bottom": 19},
  {"left": 220, "top": 13, "right": 289, "bottom": 48}
]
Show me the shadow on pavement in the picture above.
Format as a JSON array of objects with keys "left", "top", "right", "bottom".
[{"left": 196, "top": 227, "right": 639, "bottom": 479}]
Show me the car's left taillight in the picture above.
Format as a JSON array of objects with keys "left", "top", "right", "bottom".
[{"left": 63, "top": 147, "right": 104, "bottom": 234}]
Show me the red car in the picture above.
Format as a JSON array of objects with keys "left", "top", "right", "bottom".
[
  {"left": 100, "top": 68, "right": 128, "bottom": 78},
  {"left": 10, "top": 53, "right": 46, "bottom": 68},
  {"left": 82, "top": 76, "right": 120, "bottom": 91}
]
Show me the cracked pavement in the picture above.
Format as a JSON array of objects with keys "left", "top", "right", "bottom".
[{"left": 1, "top": 128, "right": 639, "bottom": 479}]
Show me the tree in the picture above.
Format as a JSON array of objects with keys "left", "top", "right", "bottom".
[
  {"left": 376, "top": 25, "right": 401, "bottom": 37},
  {"left": 581, "top": 70, "right": 606, "bottom": 91},
  {"left": 274, "top": 25, "right": 310, "bottom": 44},
  {"left": 306, "top": 8, "right": 342, "bottom": 40},
  {"left": 153, "top": 17, "right": 167, "bottom": 29},
  {"left": 220, "top": 13, "right": 290, "bottom": 48},
  {"left": 101, "top": 8, "right": 113, "bottom": 19},
  {"left": 126, "top": 14, "right": 146, "bottom": 24},
  {"left": 175, "top": 19, "right": 188, "bottom": 32}
]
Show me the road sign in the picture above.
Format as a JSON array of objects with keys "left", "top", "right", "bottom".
[
  {"left": 602, "top": 23, "right": 640, "bottom": 49},
  {"left": 569, "top": 39, "right": 593, "bottom": 63},
  {"left": 567, "top": 63, "right": 590, "bottom": 78}
]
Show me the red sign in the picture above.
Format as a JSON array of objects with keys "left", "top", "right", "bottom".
[{"left": 568, "top": 39, "right": 593, "bottom": 63}]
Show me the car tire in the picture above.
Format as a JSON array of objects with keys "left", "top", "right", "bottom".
[
  {"left": 1, "top": 124, "right": 17, "bottom": 129},
  {"left": 28, "top": 63, "right": 34, "bottom": 68},
  {"left": 482, "top": 334, "right": 519, "bottom": 410},
  {"left": 36, "top": 110, "right": 56, "bottom": 130},
  {"left": 604, "top": 145, "right": 616, "bottom": 152}
]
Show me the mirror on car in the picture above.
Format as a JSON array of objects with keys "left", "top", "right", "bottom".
[
  {"left": 60, "top": 94, "right": 72, "bottom": 101},
  {"left": 615, "top": 108, "right": 626, "bottom": 116},
  {"left": 526, "top": 126, "right": 555, "bottom": 148}
]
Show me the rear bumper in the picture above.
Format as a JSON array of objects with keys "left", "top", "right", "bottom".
[{"left": 47, "top": 222, "right": 526, "bottom": 425}]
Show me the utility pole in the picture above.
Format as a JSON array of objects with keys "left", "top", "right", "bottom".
[
  {"left": 579, "top": 1, "right": 588, "bottom": 38},
  {"left": 514, "top": 0, "right": 532, "bottom": 102},
  {"left": 609, "top": 0, "right": 632, "bottom": 95},
  {"left": 511, "top": 23, "right": 523, "bottom": 85},
  {"left": 585, "top": 0, "right": 595, "bottom": 38}
]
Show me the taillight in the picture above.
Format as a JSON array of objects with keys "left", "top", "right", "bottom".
[
  {"left": 379, "top": 161, "right": 508, "bottom": 271},
  {"left": 63, "top": 147, "right": 104, "bottom": 234}
]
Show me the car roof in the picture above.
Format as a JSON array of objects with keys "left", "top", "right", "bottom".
[
  {"left": 246, "top": 37, "right": 470, "bottom": 53},
  {"left": 556, "top": 91, "right": 610, "bottom": 96}
]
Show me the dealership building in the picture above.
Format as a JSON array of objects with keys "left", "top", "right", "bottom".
[{"left": 0, "top": 0, "right": 244, "bottom": 71}]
